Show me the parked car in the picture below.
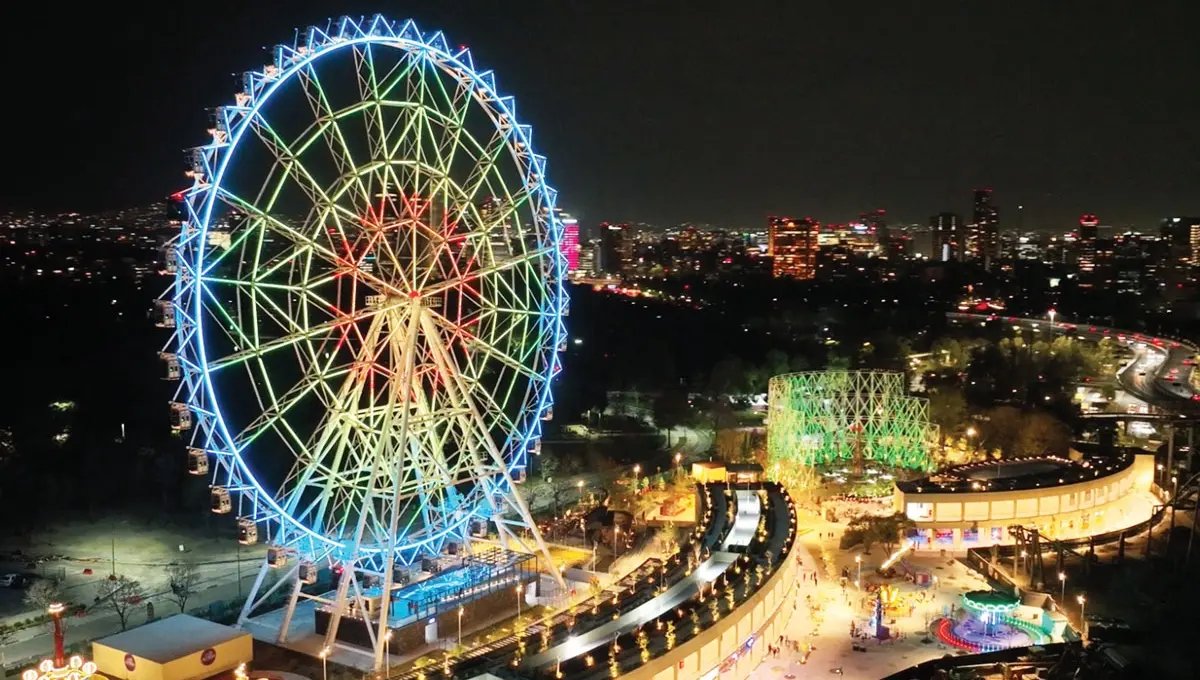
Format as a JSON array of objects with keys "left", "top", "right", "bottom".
[{"left": 0, "top": 573, "right": 34, "bottom": 588}]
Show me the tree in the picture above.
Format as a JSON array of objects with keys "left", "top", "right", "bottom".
[
  {"left": 843, "top": 513, "right": 915, "bottom": 556},
  {"left": 1016, "top": 411, "right": 1070, "bottom": 457},
  {"left": 764, "top": 349, "right": 791, "bottom": 380},
  {"left": 96, "top": 576, "right": 145, "bottom": 631},
  {"left": 981, "top": 406, "right": 1023, "bottom": 458},
  {"left": 24, "top": 577, "right": 61, "bottom": 610},
  {"left": 928, "top": 388, "right": 968, "bottom": 447},
  {"left": 166, "top": 561, "right": 200, "bottom": 613},
  {"left": 868, "top": 513, "right": 917, "bottom": 555},
  {"left": 651, "top": 389, "right": 690, "bottom": 448},
  {"left": 931, "top": 337, "right": 971, "bottom": 370},
  {"left": 826, "top": 353, "right": 853, "bottom": 371}
]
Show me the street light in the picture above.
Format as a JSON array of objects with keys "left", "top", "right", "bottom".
[
  {"left": 516, "top": 583, "right": 523, "bottom": 620},
  {"left": 1077, "top": 594, "right": 1087, "bottom": 643},
  {"left": 1048, "top": 308, "right": 1057, "bottom": 336},
  {"left": 855, "top": 555, "right": 862, "bottom": 586},
  {"left": 319, "top": 647, "right": 329, "bottom": 680},
  {"left": 1058, "top": 572, "right": 1066, "bottom": 603},
  {"left": 384, "top": 630, "right": 393, "bottom": 678},
  {"left": 458, "top": 606, "right": 464, "bottom": 648}
]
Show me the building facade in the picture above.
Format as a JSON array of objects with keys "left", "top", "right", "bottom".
[{"left": 767, "top": 216, "right": 818, "bottom": 279}]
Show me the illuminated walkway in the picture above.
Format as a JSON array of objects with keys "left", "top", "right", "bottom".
[
  {"left": 523, "top": 490, "right": 762, "bottom": 668},
  {"left": 721, "top": 489, "right": 762, "bottom": 550}
]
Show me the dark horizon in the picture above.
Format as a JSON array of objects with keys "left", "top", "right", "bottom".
[{"left": 3, "top": 1, "right": 1197, "bottom": 231}]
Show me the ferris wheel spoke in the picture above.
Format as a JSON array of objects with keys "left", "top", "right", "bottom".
[
  {"left": 419, "top": 245, "right": 548, "bottom": 303},
  {"left": 414, "top": 68, "right": 473, "bottom": 206},
  {"left": 352, "top": 44, "right": 390, "bottom": 161},
  {"left": 444, "top": 129, "right": 513, "bottom": 226},
  {"left": 296, "top": 66, "right": 374, "bottom": 208},
  {"left": 235, "top": 365, "right": 351, "bottom": 451},
  {"left": 216, "top": 187, "right": 408, "bottom": 299},
  {"left": 246, "top": 114, "right": 343, "bottom": 213},
  {"left": 283, "top": 308, "right": 397, "bottom": 529},
  {"left": 428, "top": 311, "right": 543, "bottom": 385},
  {"left": 207, "top": 301, "right": 384, "bottom": 372}
]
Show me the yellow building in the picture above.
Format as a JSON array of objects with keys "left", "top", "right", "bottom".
[
  {"left": 92, "top": 615, "right": 252, "bottom": 680},
  {"left": 690, "top": 461, "right": 763, "bottom": 484},
  {"left": 893, "top": 452, "right": 1154, "bottom": 549}
]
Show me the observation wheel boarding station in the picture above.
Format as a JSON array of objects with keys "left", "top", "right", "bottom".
[
  {"left": 310, "top": 547, "right": 538, "bottom": 648},
  {"left": 155, "top": 14, "right": 569, "bottom": 672}
]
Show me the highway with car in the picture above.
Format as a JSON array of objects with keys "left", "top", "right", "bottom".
[{"left": 946, "top": 312, "right": 1200, "bottom": 412}]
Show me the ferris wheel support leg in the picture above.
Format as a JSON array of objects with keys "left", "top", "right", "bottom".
[
  {"left": 236, "top": 555, "right": 274, "bottom": 626},
  {"left": 322, "top": 561, "right": 357, "bottom": 653},
  {"left": 372, "top": 301, "right": 423, "bottom": 672},
  {"left": 416, "top": 311, "right": 568, "bottom": 595},
  {"left": 277, "top": 572, "right": 305, "bottom": 643}
]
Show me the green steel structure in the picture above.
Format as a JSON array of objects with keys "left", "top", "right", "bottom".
[{"left": 767, "top": 370, "right": 936, "bottom": 470}]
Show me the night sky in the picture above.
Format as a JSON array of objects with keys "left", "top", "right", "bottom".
[{"left": 4, "top": 1, "right": 1197, "bottom": 230}]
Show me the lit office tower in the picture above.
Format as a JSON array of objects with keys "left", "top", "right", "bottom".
[
  {"left": 970, "top": 189, "right": 1000, "bottom": 267},
  {"left": 768, "top": 216, "right": 819, "bottom": 279},
  {"left": 930, "top": 212, "right": 963, "bottom": 261},
  {"left": 560, "top": 215, "right": 580, "bottom": 273},
  {"left": 1076, "top": 214, "right": 1099, "bottom": 286}
]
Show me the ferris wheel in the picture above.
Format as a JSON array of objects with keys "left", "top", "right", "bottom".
[{"left": 156, "top": 15, "right": 567, "bottom": 664}]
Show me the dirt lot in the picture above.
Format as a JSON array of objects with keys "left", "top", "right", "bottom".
[{"left": 0, "top": 513, "right": 264, "bottom": 622}]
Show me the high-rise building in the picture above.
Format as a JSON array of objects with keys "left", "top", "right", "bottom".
[
  {"left": 1077, "top": 214, "right": 1099, "bottom": 286},
  {"left": 1159, "top": 217, "right": 1200, "bottom": 284},
  {"left": 768, "top": 216, "right": 818, "bottom": 279},
  {"left": 598, "top": 222, "right": 627, "bottom": 275},
  {"left": 930, "top": 212, "right": 963, "bottom": 261},
  {"left": 970, "top": 189, "right": 1000, "bottom": 267},
  {"left": 560, "top": 215, "right": 580, "bottom": 273}
]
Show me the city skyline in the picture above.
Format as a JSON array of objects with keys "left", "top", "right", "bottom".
[{"left": 2, "top": 1, "right": 1197, "bottom": 231}]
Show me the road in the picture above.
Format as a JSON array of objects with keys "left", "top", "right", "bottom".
[
  {"left": 947, "top": 312, "right": 1200, "bottom": 412},
  {"left": 0, "top": 561, "right": 264, "bottom": 671}
]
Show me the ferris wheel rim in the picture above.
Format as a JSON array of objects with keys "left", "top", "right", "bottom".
[{"left": 173, "top": 15, "right": 568, "bottom": 558}]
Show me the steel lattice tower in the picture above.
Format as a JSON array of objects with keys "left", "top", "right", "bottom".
[{"left": 767, "top": 370, "right": 937, "bottom": 470}]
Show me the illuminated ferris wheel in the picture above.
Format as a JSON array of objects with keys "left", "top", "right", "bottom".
[{"left": 156, "top": 15, "right": 567, "bottom": 664}]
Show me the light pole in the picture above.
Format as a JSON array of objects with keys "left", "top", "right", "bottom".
[
  {"left": 1058, "top": 572, "right": 1066, "bottom": 604},
  {"left": 1077, "top": 594, "right": 1087, "bottom": 643},
  {"left": 457, "top": 606, "right": 464, "bottom": 648},
  {"left": 1048, "top": 308, "right": 1057, "bottom": 338},
  {"left": 855, "top": 555, "right": 862, "bottom": 587},
  {"left": 384, "top": 630, "right": 392, "bottom": 678},
  {"left": 577, "top": 479, "right": 584, "bottom": 505},
  {"left": 613, "top": 526, "right": 621, "bottom": 557},
  {"left": 516, "top": 583, "right": 523, "bottom": 620},
  {"left": 319, "top": 647, "right": 329, "bottom": 680}
]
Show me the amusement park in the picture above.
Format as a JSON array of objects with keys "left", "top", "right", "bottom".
[{"left": 1, "top": 10, "right": 1196, "bottom": 680}]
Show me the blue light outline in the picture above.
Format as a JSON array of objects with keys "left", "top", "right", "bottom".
[{"left": 175, "top": 15, "right": 568, "bottom": 560}]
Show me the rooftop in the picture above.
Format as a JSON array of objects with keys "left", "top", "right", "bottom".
[
  {"left": 895, "top": 452, "right": 1136, "bottom": 494},
  {"left": 94, "top": 614, "right": 249, "bottom": 663}
]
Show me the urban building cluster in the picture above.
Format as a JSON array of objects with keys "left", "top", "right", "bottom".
[
  {"left": 554, "top": 189, "right": 1200, "bottom": 308},
  {"left": 0, "top": 204, "right": 168, "bottom": 281}
]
